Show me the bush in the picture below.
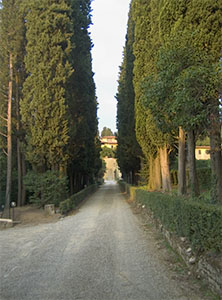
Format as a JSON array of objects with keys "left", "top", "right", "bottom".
[
  {"left": 24, "top": 171, "right": 68, "bottom": 207},
  {"left": 135, "top": 189, "right": 222, "bottom": 253},
  {"left": 59, "top": 184, "right": 97, "bottom": 215},
  {"left": 119, "top": 181, "right": 222, "bottom": 254}
]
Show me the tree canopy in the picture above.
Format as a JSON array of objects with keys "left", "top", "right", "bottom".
[
  {"left": 0, "top": 0, "right": 102, "bottom": 209},
  {"left": 101, "top": 127, "right": 114, "bottom": 137}
]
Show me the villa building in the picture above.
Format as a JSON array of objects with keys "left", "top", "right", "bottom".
[
  {"left": 100, "top": 136, "right": 117, "bottom": 149},
  {"left": 195, "top": 146, "right": 211, "bottom": 160}
]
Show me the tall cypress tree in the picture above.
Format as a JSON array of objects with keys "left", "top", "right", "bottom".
[
  {"left": 131, "top": 0, "right": 172, "bottom": 191},
  {"left": 67, "top": 0, "right": 99, "bottom": 191},
  {"left": 116, "top": 5, "right": 141, "bottom": 185},
  {"left": 21, "top": 0, "right": 73, "bottom": 172}
]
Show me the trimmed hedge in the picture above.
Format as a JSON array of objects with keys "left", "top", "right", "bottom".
[
  {"left": 59, "top": 184, "right": 97, "bottom": 215},
  {"left": 120, "top": 182, "right": 222, "bottom": 254}
]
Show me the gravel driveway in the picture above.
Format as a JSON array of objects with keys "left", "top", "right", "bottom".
[{"left": 0, "top": 182, "right": 204, "bottom": 300}]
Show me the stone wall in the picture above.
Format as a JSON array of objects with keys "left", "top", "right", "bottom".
[{"left": 156, "top": 216, "right": 222, "bottom": 297}]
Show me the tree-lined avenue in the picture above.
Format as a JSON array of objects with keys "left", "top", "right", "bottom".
[{"left": 0, "top": 182, "right": 202, "bottom": 300}]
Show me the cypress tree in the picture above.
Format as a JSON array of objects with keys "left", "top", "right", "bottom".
[
  {"left": 21, "top": 0, "right": 73, "bottom": 172},
  {"left": 116, "top": 5, "right": 141, "bottom": 185},
  {"left": 131, "top": 0, "right": 172, "bottom": 191},
  {"left": 67, "top": 0, "right": 99, "bottom": 191}
]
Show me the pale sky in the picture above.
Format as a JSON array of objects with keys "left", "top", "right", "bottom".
[{"left": 90, "top": 0, "right": 131, "bottom": 134}]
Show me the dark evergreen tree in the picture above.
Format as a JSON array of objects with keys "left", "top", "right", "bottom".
[
  {"left": 67, "top": 0, "right": 100, "bottom": 192},
  {"left": 131, "top": 0, "right": 172, "bottom": 191},
  {"left": 0, "top": 0, "right": 26, "bottom": 213},
  {"left": 116, "top": 6, "right": 141, "bottom": 185},
  {"left": 101, "top": 127, "right": 114, "bottom": 137},
  {"left": 21, "top": 0, "right": 73, "bottom": 172}
]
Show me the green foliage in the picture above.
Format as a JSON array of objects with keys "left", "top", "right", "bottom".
[
  {"left": 59, "top": 184, "right": 97, "bottom": 215},
  {"left": 101, "top": 127, "right": 114, "bottom": 137},
  {"left": 24, "top": 171, "right": 68, "bottom": 207},
  {"left": 67, "top": 0, "right": 99, "bottom": 187},
  {"left": 100, "top": 146, "right": 116, "bottom": 158},
  {"left": 21, "top": 0, "right": 73, "bottom": 170},
  {"left": 196, "top": 136, "right": 210, "bottom": 146},
  {"left": 171, "top": 166, "right": 212, "bottom": 190},
  {"left": 131, "top": 0, "right": 173, "bottom": 191},
  {"left": 132, "top": 0, "right": 162, "bottom": 158},
  {"left": 116, "top": 5, "right": 142, "bottom": 184},
  {"left": 143, "top": 38, "right": 220, "bottom": 135},
  {"left": 0, "top": 0, "right": 100, "bottom": 204},
  {"left": 121, "top": 181, "right": 222, "bottom": 253},
  {"left": 97, "top": 159, "right": 106, "bottom": 183}
]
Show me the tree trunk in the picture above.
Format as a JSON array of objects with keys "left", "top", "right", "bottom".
[
  {"left": 187, "top": 130, "right": 199, "bottom": 197},
  {"left": 148, "top": 153, "right": 161, "bottom": 191},
  {"left": 154, "top": 151, "right": 161, "bottom": 190},
  {"left": 178, "top": 127, "right": 186, "bottom": 195},
  {"left": 160, "top": 144, "right": 171, "bottom": 192},
  {"left": 21, "top": 154, "right": 26, "bottom": 206},
  {"left": 16, "top": 73, "right": 22, "bottom": 207},
  {"left": 70, "top": 171, "right": 74, "bottom": 195},
  {"left": 209, "top": 106, "right": 222, "bottom": 203},
  {"left": 5, "top": 53, "right": 13, "bottom": 217},
  {"left": 147, "top": 155, "right": 154, "bottom": 190},
  {"left": 17, "top": 138, "right": 22, "bottom": 206},
  {"left": 129, "top": 171, "right": 133, "bottom": 185}
]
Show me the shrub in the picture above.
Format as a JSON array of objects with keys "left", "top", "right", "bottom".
[
  {"left": 135, "top": 189, "right": 222, "bottom": 253},
  {"left": 59, "top": 184, "right": 97, "bottom": 215},
  {"left": 119, "top": 181, "right": 222, "bottom": 254},
  {"left": 24, "top": 171, "right": 68, "bottom": 207}
]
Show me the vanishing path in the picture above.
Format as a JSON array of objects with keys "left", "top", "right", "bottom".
[{"left": 0, "top": 182, "right": 201, "bottom": 300}]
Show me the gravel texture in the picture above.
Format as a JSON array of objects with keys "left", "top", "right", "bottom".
[{"left": 0, "top": 182, "right": 203, "bottom": 300}]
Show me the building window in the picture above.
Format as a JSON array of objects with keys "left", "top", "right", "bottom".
[{"left": 198, "top": 150, "right": 201, "bottom": 155}]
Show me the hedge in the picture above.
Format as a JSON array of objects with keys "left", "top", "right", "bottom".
[
  {"left": 120, "top": 182, "right": 222, "bottom": 254},
  {"left": 59, "top": 184, "right": 97, "bottom": 215},
  {"left": 118, "top": 180, "right": 146, "bottom": 200}
]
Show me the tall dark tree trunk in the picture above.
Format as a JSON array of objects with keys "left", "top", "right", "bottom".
[
  {"left": 70, "top": 171, "right": 74, "bottom": 195},
  {"left": 209, "top": 106, "right": 222, "bottom": 203},
  {"left": 5, "top": 53, "right": 13, "bottom": 217},
  {"left": 178, "top": 127, "right": 186, "bottom": 195},
  {"left": 16, "top": 73, "right": 23, "bottom": 206},
  {"left": 21, "top": 154, "right": 26, "bottom": 206},
  {"left": 187, "top": 130, "right": 199, "bottom": 197}
]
